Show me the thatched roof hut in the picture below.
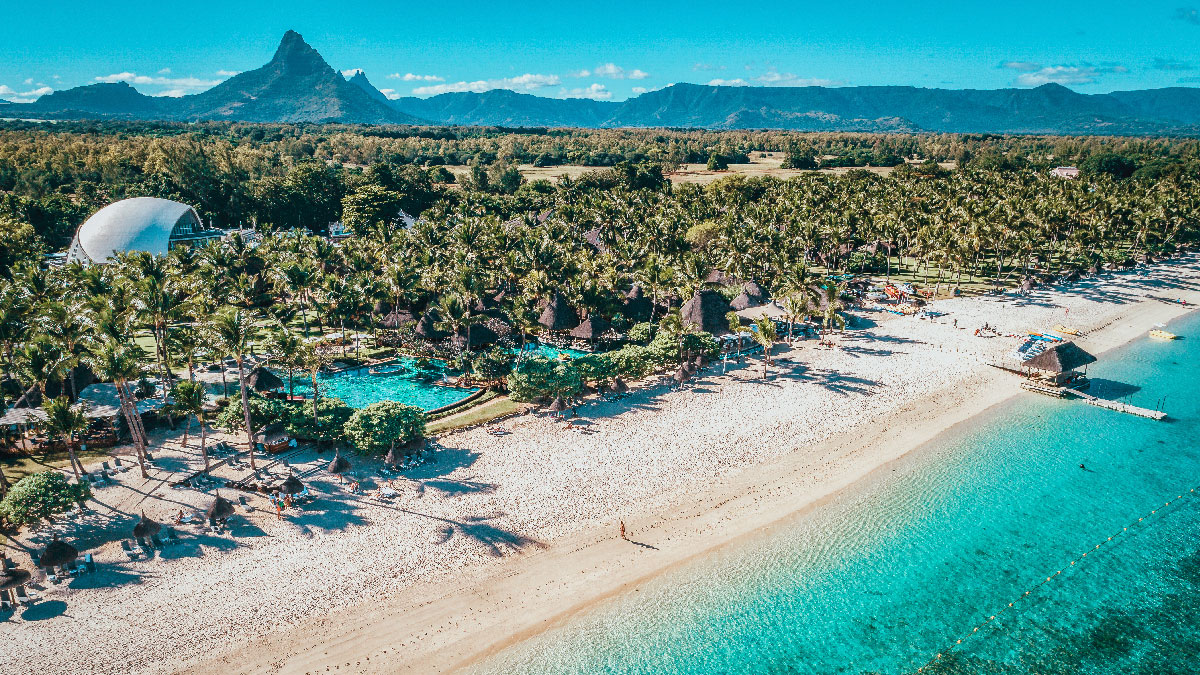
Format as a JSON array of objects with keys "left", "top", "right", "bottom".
[
  {"left": 415, "top": 309, "right": 446, "bottom": 340},
  {"left": 673, "top": 366, "right": 691, "bottom": 383},
  {"left": 37, "top": 539, "right": 78, "bottom": 568},
  {"left": 611, "top": 377, "right": 629, "bottom": 393},
  {"left": 729, "top": 291, "right": 756, "bottom": 311},
  {"left": 569, "top": 316, "right": 610, "bottom": 340},
  {"left": 1020, "top": 278, "right": 1035, "bottom": 292},
  {"left": 207, "top": 494, "right": 235, "bottom": 521},
  {"left": 452, "top": 323, "right": 500, "bottom": 349},
  {"left": 327, "top": 454, "right": 351, "bottom": 475},
  {"left": 279, "top": 475, "right": 305, "bottom": 495},
  {"left": 1025, "top": 342, "right": 1097, "bottom": 373},
  {"left": 622, "top": 285, "right": 652, "bottom": 321},
  {"left": 132, "top": 511, "right": 161, "bottom": 539},
  {"left": 548, "top": 396, "right": 567, "bottom": 412},
  {"left": 373, "top": 300, "right": 391, "bottom": 315},
  {"left": 583, "top": 227, "right": 610, "bottom": 254},
  {"left": 681, "top": 289, "right": 732, "bottom": 335},
  {"left": 380, "top": 310, "right": 415, "bottom": 329},
  {"left": 245, "top": 366, "right": 285, "bottom": 392},
  {"left": 743, "top": 281, "right": 768, "bottom": 303},
  {"left": 538, "top": 293, "right": 579, "bottom": 331}
]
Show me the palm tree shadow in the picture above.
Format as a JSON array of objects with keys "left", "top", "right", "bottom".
[{"left": 408, "top": 509, "right": 542, "bottom": 557}]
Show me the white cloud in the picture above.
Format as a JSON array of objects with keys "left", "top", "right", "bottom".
[
  {"left": 157, "top": 68, "right": 172, "bottom": 75},
  {"left": 389, "top": 72, "right": 445, "bottom": 82},
  {"left": 589, "top": 63, "right": 649, "bottom": 80},
  {"left": 708, "top": 78, "right": 752, "bottom": 86},
  {"left": 754, "top": 71, "right": 840, "bottom": 86},
  {"left": 631, "top": 86, "right": 648, "bottom": 94},
  {"left": 0, "top": 84, "right": 53, "bottom": 103},
  {"left": 692, "top": 63, "right": 722, "bottom": 72},
  {"left": 378, "top": 88, "right": 401, "bottom": 100},
  {"left": 569, "top": 69, "right": 591, "bottom": 78},
  {"left": 153, "top": 89, "right": 188, "bottom": 98},
  {"left": 94, "top": 72, "right": 222, "bottom": 92},
  {"left": 216, "top": 69, "right": 240, "bottom": 77},
  {"left": 412, "top": 73, "right": 560, "bottom": 96},
  {"left": 342, "top": 69, "right": 363, "bottom": 78},
  {"left": 561, "top": 83, "right": 612, "bottom": 100},
  {"left": 1002, "top": 61, "right": 1041, "bottom": 72},
  {"left": 1016, "top": 66, "right": 1097, "bottom": 86},
  {"left": 22, "top": 78, "right": 32, "bottom": 85}
]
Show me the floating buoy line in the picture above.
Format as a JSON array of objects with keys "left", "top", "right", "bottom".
[{"left": 913, "top": 486, "right": 1197, "bottom": 673}]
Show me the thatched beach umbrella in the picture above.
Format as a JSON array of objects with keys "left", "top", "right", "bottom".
[
  {"left": 245, "top": 366, "right": 285, "bottom": 393},
  {"left": 207, "top": 494, "right": 236, "bottom": 522},
  {"left": 0, "top": 568, "right": 32, "bottom": 590},
  {"left": 681, "top": 289, "right": 733, "bottom": 335},
  {"left": 452, "top": 323, "right": 500, "bottom": 349},
  {"left": 548, "top": 396, "right": 567, "bottom": 412},
  {"left": 37, "top": 539, "right": 78, "bottom": 569},
  {"left": 673, "top": 366, "right": 691, "bottom": 384},
  {"left": 132, "top": 511, "right": 161, "bottom": 539},
  {"left": 611, "top": 377, "right": 629, "bottom": 393},
  {"left": 1020, "top": 278, "right": 1035, "bottom": 292},
  {"left": 279, "top": 475, "right": 305, "bottom": 495},
  {"left": 327, "top": 453, "right": 351, "bottom": 475},
  {"left": 569, "top": 316, "right": 610, "bottom": 341},
  {"left": 538, "top": 293, "right": 579, "bottom": 331}
]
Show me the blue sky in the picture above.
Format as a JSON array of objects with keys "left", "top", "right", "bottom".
[{"left": 2, "top": 1, "right": 1199, "bottom": 103}]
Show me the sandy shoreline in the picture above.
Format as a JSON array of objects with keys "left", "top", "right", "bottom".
[
  {"left": 176, "top": 261, "right": 1200, "bottom": 675},
  {"left": 4, "top": 261, "right": 1198, "bottom": 675}
]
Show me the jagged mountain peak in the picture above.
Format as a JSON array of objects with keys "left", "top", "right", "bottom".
[{"left": 268, "top": 30, "right": 330, "bottom": 75}]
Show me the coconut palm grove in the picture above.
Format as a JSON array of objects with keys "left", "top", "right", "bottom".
[{"left": 1, "top": 122, "right": 1199, "bottom": 495}]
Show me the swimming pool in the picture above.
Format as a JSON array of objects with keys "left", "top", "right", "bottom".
[
  {"left": 512, "top": 343, "right": 589, "bottom": 360},
  {"left": 284, "top": 357, "right": 478, "bottom": 411}
]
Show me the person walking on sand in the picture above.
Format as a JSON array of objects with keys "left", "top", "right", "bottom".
[{"left": 620, "top": 520, "right": 627, "bottom": 540}]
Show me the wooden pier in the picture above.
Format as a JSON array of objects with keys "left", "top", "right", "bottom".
[{"left": 1063, "top": 388, "right": 1167, "bottom": 420}]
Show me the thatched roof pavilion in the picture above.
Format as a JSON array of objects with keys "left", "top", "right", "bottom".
[
  {"left": 245, "top": 366, "right": 285, "bottom": 392},
  {"left": 380, "top": 309, "right": 415, "bottom": 329},
  {"left": 132, "top": 511, "right": 161, "bottom": 539},
  {"left": 622, "top": 285, "right": 652, "bottom": 321},
  {"left": 415, "top": 309, "right": 446, "bottom": 340},
  {"left": 0, "top": 568, "right": 31, "bottom": 590},
  {"left": 729, "top": 291, "right": 756, "bottom": 311},
  {"left": 681, "top": 289, "right": 732, "bottom": 335},
  {"left": 611, "top": 377, "right": 629, "bottom": 393},
  {"left": 538, "top": 293, "right": 579, "bottom": 331},
  {"left": 207, "top": 494, "right": 235, "bottom": 521},
  {"left": 743, "top": 281, "right": 768, "bottom": 303},
  {"left": 452, "top": 323, "right": 499, "bottom": 348},
  {"left": 1025, "top": 342, "right": 1097, "bottom": 374},
  {"left": 569, "top": 316, "right": 610, "bottom": 341},
  {"left": 37, "top": 539, "right": 78, "bottom": 568},
  {"left": 548, "top": 396, "right": 567, "bottom": 412}
]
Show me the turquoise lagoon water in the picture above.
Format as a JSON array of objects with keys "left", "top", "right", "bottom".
[
  {"left": 514, "top": 343, "right": 589, "bottom": 360},
  {"left": 475, "top": 310, "right": 1200, "bottom": 674},
  {"left": 285, "top": 358, "right": 478, "bottom": 410}
]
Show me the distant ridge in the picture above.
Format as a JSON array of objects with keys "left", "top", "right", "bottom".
[{"left": 8, "top": 31, "right": 1200, "bottom": 135}]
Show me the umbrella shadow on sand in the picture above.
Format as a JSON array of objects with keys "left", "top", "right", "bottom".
[
  {"left": 21, "top": 600, "right": 68, "bottom": 621},
  {"left": 428, "top": 512, "right": 543, "bottom": 557}
]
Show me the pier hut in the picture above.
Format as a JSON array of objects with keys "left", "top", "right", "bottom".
[{"left": 1021, "top": 341, "right": 1096, "bottom": 392}]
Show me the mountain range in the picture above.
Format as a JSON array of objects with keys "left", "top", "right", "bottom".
[{"left": 6, "top": 30, "right": 1200, "bottom": 136}]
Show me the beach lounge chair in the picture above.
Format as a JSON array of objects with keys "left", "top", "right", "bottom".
[
  {"left": 84, "top": 553, "right": 96, "bottom": 573},
  {"left": 167, "top": 527, "right": 180, "bottom": 545},
  {"left": 15, "top": 586, "right": 31, "bottom": 605},
  {"left": 0, "top": 594, "right": 10, "bottom": 611},
  {"left": 121, "top": 540, "right": 136, "bottom": 559}
]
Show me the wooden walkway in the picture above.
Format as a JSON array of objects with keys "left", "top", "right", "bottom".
[{"left": 1064, "top": 388, "right": 1167, "bottom": 420}]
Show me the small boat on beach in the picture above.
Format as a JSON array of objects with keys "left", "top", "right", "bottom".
[
  {"left": 1053, "top": 324, "right": 1080, "bottom": 336},
  {"left": 1149, "top": 329, "right": 1178, "bottom": 340}
]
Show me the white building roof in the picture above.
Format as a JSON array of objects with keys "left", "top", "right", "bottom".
[{"left": 67, "top": 197, "right": 205, "bottom": 264}]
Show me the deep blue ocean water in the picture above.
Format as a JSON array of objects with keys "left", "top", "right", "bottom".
[{"left": 475, "top": 310, "right": 1200, "bottom": 675}]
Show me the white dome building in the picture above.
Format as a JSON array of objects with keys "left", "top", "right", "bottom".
[{"left": 66, "top": 197, "right": 220, "bottom": 264}]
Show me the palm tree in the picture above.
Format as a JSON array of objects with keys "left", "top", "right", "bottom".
[
  {"left": 42, "top": 396, "right": 89, "bottom": 481},
  {"left": 210, "top": 307, "right": 260, "bottom": 470},
  {"left": 751, "top": 317, "right": 778, "bottom": 379},
  {"left": 300, "top": 342, "right": 330, "bottom": 441},
  {"left": 264, "top": 326, "right": 304, "bottom": 399},
  {"left": 820, "top": 283, "right": 848, "bottom": 335},
  {"left": 172, "top": 380, "right": 210, "bottom": 472},
  {"left": 85, "top": 339, "right": 151, "bottom": 479}
]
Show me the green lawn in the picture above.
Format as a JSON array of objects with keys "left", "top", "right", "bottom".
[
  {"left": 1, "top": 445, "right": 114, "bottom": 483},
  {"left": 426, "top": 396, "right": 523, "bottom": 436}
]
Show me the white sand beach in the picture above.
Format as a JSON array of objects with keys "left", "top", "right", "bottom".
[{"left": 4, "top": 259, "right": 1200, "bottom": 675}]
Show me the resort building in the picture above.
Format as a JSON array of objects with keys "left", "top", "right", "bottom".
[
  {"left": 66, "top": 197, "right": 221, "bottom": 264},
  {"left": 1051, "top": 166, "right": 1080, "bottom": 179}
]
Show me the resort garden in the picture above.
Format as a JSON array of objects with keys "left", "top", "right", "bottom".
[{"left": 1, "top": 124, "right": 1200, "bottom": 512}]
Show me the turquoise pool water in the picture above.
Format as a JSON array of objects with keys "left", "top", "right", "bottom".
[
  {"left": 513, "top": 343, "right": 589, "bottom": 360},
  {"left": 475, "top": 310, "right": 1200, "bottom": 674},
  {"left": 285, "top": 358, "right": 478, "bottom": 410}
]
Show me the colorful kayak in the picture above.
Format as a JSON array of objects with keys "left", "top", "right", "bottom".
[
  {"left": 1149, "top": 330, "right": 1178, "bottom": 340},
  {"left": 1053, "top": 324, "right": 1080, "bottom": 336}
]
